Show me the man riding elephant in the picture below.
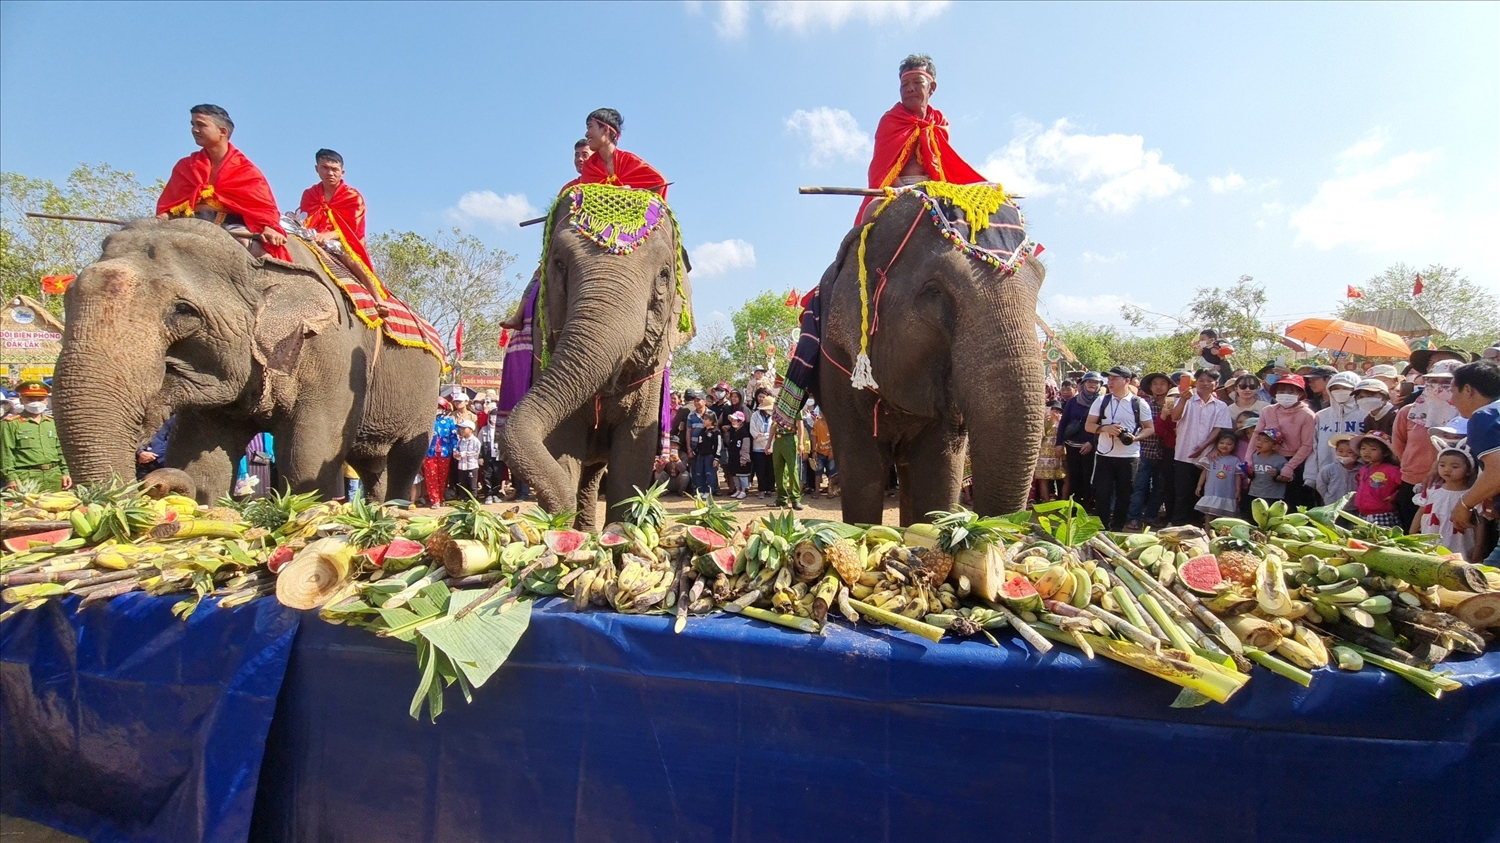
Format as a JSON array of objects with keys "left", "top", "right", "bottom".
[
  {"left": 156, "top": 104, "right": 291, "bottom": 262},
  {"left": 857, "top": 53, "right": 987, "bottom": 224}
]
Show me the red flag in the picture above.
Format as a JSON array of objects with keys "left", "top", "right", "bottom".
[
  {"left": 1412, "top": 275, "right": 1424, "bottom": 296},
  {"left": 1034, "top": 243, "right": 1046, "bottom": 256},
  {"left": 498, "top": 327, "right": 511, "bottom": 349},
  {"left": 784, "top": 289, "right": 799, "bottom": 307},
  {"left": 759, "top": 329, "right": 767, "bottom": 341},
  {"left": 1347, "top": 285, "right": 1364, "bottom": 299},
  {"left": 40, "top": 274, "right": 75, "bottom": 295},
  {"left": 453, "top": 321, "right": 465, "bottom": 360}
]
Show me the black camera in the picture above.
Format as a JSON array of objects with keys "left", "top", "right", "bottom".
[{"left": 1117, "top": 430, "right": 1136, "bottom": 446}]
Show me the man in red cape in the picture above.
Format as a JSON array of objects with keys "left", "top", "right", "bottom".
[
  {"left": 857, "top": 54, "right": 986, "bottom": 223},
  {"left": 564, "top": 108, "right": 667, "bottom": 197},
  {"left": 297, "top": 148, "right": 386, "bottom": 302},
  {"left": 156, "top": 104, "right": 291, "bottom": 261}
]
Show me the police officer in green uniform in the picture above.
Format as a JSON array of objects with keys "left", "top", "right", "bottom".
[{"left": 1, "top": 381, "right": 72, "bottom": 493}]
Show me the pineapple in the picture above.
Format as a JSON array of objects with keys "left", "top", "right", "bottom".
[
  {"left": 677, "top": 493, "right": 741, "bottom": 540},
  {"left": 334, "top": 492, "right": 399, "bottom": 550},
  {"left": 617, "top": 482, "right": 669, "bottom": 532},
  {"left": 1213, "top": 537, "right": 1262, "bottom": 586}
]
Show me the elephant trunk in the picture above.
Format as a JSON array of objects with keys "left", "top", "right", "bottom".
[
  {"left": 53, "top": 260, "right": 166, "bottom": 484},
  {"left": 957, "top": 286, "right": 1045, "bottom": 517},
  {"left": 501, "top": 263, "right": 650, "bottom": 514}
]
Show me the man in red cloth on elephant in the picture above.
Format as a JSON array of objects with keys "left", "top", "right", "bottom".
[
  {"left": 857, "top": 54, "right": 987, "bottom": 224},
  {"left": 157, "top": 104, "right": 291, "bottom": 261},
  {"left": 297, "top": 148, "right": 388, "bottom": 311},
  {"left": 567, "top": 108, "right": 668, "bottom": 197}
]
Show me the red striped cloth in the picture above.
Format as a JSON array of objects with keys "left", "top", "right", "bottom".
[{"left": 296, "top": 236, "right": 446, "bottom": 366}]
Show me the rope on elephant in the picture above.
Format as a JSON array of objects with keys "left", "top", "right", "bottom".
[{"left": 534, "top": 184, "right": 693, "bottom": 369}]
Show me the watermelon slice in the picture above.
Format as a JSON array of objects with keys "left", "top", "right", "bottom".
[
  {"left": 358, "top": 543, "right": 392, "bottom": 568},
  {"left": 2, "top": 528, "right": 71, "bottom": 553},
  {"left": 598, "top": 524, "right": 630, "bottom": 550},
  {"left": 1179, "top": 554, "right": 1226, "bottom": 595},
  {"left": 381, "top": 537, "right": 425, "bottom": 571},
  {"left": 543, "top": 529, "right": 590, "bottom": 555},
  {"left": 694, "top": 546, "right": 743, "bottom": 578},
  {"left": 685, "top": 526, "right": 728, "bottom": 554},
  {"left": 999, "top": 575, "right": 1042, "bottom": 613},
  {"left": 266, "top": 544, "right": 297, "bottom": 574}
]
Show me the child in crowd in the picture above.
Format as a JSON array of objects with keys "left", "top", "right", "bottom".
[
  {"left": 1412, "top": 443, "right": 1476, "bottom": 557},
  {"left": 1034, "top": 401, "right": 1065, "bottom": 502},
  {"left": 1248, "top": 429, "right": 1290, "bottom": 507},
  {"left": 1315, "top": 434, "right": 1361, "bottom": 506},
  {"left": 1233, "top": 412, "right": 1259, "bottom": 464},
  {"left": 695, "top": 410, "right": 721, "bottom": 497},
  {"left": 1195, "top": 432, "right": 1244, "bottom": 521},
  {"left": 1352, "top": 431, "right": 1401, "bottom": 527},
  {"left": 451, "top": 420, "right": 481, "bottom": 499},
  {"left": 653, "top": 451, "right": 690, "bottom": 495},
  {"left": 724, "top": 411, "right": 753, "bottom": 499}
]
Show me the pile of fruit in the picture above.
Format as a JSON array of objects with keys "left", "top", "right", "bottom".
[{"left": 4, "top": 480, "right": 1497, "bottom": 717}]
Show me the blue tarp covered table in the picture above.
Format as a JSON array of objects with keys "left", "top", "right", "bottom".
[{"left": 5, "top": 596, "right": 1499, "bottom": 843}]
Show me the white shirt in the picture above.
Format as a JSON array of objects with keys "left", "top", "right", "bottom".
[
  {"left": 1175, "top": 392, "right": 1234, "bottom": 465},
  {"left": 453, "top": 435, "right": 481, "bottom": 471},
  {"left": 1088, "top": 392, "right": 1152, "bottom": 459},
  {"left": 749, "top": 410, "right": 773, "bottom": 452},
  {"left": 1305, "top": 401, "right": 1368, "bottom": 483}
]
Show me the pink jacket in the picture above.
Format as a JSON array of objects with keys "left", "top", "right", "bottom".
[
  {"left": 1253, "top": 402, "right": 1317, "bottom": 471},
  {"left": 1391, "top": 405, "right": 1437, "bottom": 486}
]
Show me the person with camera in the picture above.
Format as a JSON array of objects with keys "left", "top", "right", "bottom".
[
  {"left": 1085, "top": 366, "right": 1155, "bottom": 530},
  {"left": 1056, "top": 373, "right": 1104, "bottom": 511}
]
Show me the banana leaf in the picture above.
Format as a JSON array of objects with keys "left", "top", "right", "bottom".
[{"left": 417, "top": 590, "right": 533, "bottom": 690}]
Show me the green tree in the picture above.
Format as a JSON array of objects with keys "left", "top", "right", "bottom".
[
  {"left": 0, "top": 163, "right": 162, "bottom": 314},
  {"left": 671, "top": 320, "right": 740, "bottom": 391},
  {"left": 1337, "top": 262, "right": 1498, "bottom": 351},
  {"left": 1054, "top": 323, "right": 1198, "bottom": 376},
  {"left": 369, "top": 228, "right": 521, "bottom": 362},
  {"left": 729, "top": 290, "right": 801, "bottom": 376},
  {"left": 1122, "top": 275, "right": 1279, "bottom": 372}
]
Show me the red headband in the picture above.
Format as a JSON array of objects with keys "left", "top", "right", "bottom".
[{"left": 901, "top": 69, "right": 934, "bottom": 84}]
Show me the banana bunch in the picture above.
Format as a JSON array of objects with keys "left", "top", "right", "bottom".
[
  {"left": 569, "top": 557, "right": 616, "bottom": 610},
  {"left": 69, "top": 498, "right": 160, "bottom": 545},
  {"left": 742, "top": 527, "right": 790, "bottom": 577},
  {"left": 27, "top": 492, "right": 81, "bottom": 514},
  {"left": 606, "top": 554, "right": 676, "bottom": 614},
  {"left": 846, "top": 553, "right": 959, "bottom": 621},
  {"left": 1240, "top": 499, "right": 1325, "bottom": 542},
  {"left": 1011, "top": 545, "right": 1099, "bottom": 610},
  {"left": 1287, "top": 555, "right": 1399, "bottom": 629},
  {"left": 925, "top": 605, "right": 1009, "bottom": 642}
]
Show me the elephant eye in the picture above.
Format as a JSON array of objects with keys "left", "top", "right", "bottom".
[{"left": 172, "top": 301, "right": 199, "bottom": 318}]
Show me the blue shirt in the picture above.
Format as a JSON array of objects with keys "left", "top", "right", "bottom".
[
  {"left": 428, "top": 415, "right": 458, "bottom": 458},
  {"left": 1468, "top": 398, "right": 1500, "bottom": 462},
  {"left": 687, "top": 411, "right": 705, "bottom": 450}
]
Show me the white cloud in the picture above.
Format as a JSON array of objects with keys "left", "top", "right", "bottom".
[
  {"left": 785, "top": 107, "right": 871, "bottom": 166},
  {"left": 715, "top": 0, "right": 749, "bottom": 37},
  {"left": 691, "top": 239, "right": 757, "bottom": 277},
  {"left": 1080, "top": 251, "right": 1126, "bottom": 264},
  {"left": 1289, "top": 131, "right": 1441, "bottom": 250},
  {"left": 1208, "top": 172, "right": 1247, "bottom": 193},
  {"left": 980, "top": 119, "right": 1187, "bottom": 212},
  {"left": 1044, "top": 292, "right": 1148, "bottom": 325},
  {"left": 447, "top": 191, "right": 538, "bottom": 229},
  {"left": 763, "top": 1, "right": 948, "bottom": 33}
]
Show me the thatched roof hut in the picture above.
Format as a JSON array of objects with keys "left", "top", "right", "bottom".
[{"left": 1344, "top": 307, "right": 1437, "bottom": 339}]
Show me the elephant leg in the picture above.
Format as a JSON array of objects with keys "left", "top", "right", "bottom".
[
  {"left": 383, "top": 435, "right": 428, "bottom": 504},
  {"left": 347, "top": 452, "right": 387, "bottom": 502},
  {"left": 166, "top": 412, "right": 254, "bottom": 504},
  {"left": 896, "top": 426, "right": 965, "bottom": 526},
  {"left": 831, "top": 428, "right": 890, "bottom": 526},
  {"left": 603, "top": 422, "right": 658, "bottom": 524},
  {"left": 275, "top": 410, "right": 356, "bottom": 500},
  {"left": 576, "top": 465, "right": 604, "bottom": 531}
]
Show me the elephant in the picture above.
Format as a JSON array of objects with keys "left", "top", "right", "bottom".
[
  {"left": 53, "top": 218, "right": 441, "bottom": 503},
  {"left": 812, "top": 191, "right": 1046, "bottom": 525},
  {"left": 501, "top": 195, "right": 692, "bottom": 531}
]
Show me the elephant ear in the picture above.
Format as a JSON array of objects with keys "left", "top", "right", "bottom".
[{"left": 250, "top": 266, "right": 342, "bottom": 415}]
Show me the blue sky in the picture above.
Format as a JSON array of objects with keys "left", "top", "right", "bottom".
[{"left": 2, "top": 1, "right": 1495, "bottom": 338}]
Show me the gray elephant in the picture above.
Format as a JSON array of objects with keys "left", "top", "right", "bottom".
[
  {"left": 53, "top": 218, "right": 441, "bottom": 503},
  {"left": 813, "top": 190, "right": 1046, "bottom": 525},
  {"left": 501, "top": 190, "right": 692, "bottom": 530}
]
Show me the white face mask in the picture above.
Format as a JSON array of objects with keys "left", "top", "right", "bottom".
[
  {"left": 1356, "top": 396, "right": 1385, "bottom": 413},
  {"left": 1274, "top": 393, "right": 1299, "bottom": 407},
  {"left": 1336, "top": 455, "right": 1357, "bottom": 467},
  {"left": 23, "top": 401, "right": 48, "bottom": 415},
  {"left": 1329, "top": 388, "right": 1353, "bottom": 405}
]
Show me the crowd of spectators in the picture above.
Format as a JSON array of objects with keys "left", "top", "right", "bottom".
[{"left": 1043, "top": 332, "right": 1500, "bottom": 564}]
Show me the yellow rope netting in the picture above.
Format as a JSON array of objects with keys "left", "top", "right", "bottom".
[{"left": 918, "top": 181, "right": 1009, "bottom": 242}]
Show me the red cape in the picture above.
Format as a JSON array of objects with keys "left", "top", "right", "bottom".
[
  {"left": 158, "top": 145, "right": 290, "bottom": 261},
  {"left": 298, "top": 182, "right": 381, "bottom": 293},
  {"left": 857, "top": 104, "right": 986, "bottom": 222},
  {"left": 571, "top": 149, "right": 667, "bottom": 197}
]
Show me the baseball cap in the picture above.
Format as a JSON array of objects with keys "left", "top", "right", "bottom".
[
  {"left": 1307, "top": 365, "right": 1339, "bottom": 379},
  {"left": 1274, "top": 374, "right": 1307, "bottom": 392},
  {"left": 1082, "top": 371, "right": 1105, "bottom": 383},
  {"left": 1353, "top": 378, "right": 1389, "bottom": 396},
  {"left": 1327, "top": 371, "right": 1361, "bottom": 390},
  {"left": 1105, "top": 365, "right": 1135, "bottom": 380},
  {"left": 1366, "top": 364, "right": 1399, "bottom": 380}
]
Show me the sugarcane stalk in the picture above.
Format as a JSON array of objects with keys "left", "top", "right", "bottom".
[
  {"left": 0, "top": 567, "right": 132, "bottom": 587},
  {"left": 673, "top": 562, "right": 694, "bottom": 634},
  {"left": 453, "top": 553, "right": 556, "bottom": 621},
  {"left": 1138, "top": 592, "right": 1196, "bottom": 654},
  {"left": 848, "top": 599, "right": 945, "bottom": 642},
  {"left": 978, "top": 599, "right": 1053, "bottom": 653},
  {"left": 77, "top": 578, "right": 147, "bottom": 609},
  {"left": 1313, "top": 621, "right": 1417, "bottom": 664},
  {"left": 1041, "top": 612, "right": 1094, "bottom": 658},
  {"left": 1032, "top": 623, "right": 1249, "bottom": 703},
  {"left": 0, "top": 519, "right": 73, "bottom": 538},
  {"left": 1244, "top": 646, "right": 1313, "bottom": 687},
  {"left": 735, "top": 604, "right": 822, "bottom": 633},
  {"left": 1165, "top": 581, "right": 1244, "bottom": 655},
  {"left": 1083, "top": 604, "right": 1162, "bottom": 651},
  {"left": 724, "top": 588, "right": 762, "bottom": 613},
  {"left": 1108, "top": 566, "right": 1171, "bottom": 641},
  {"left": 1111, "top": 585, "right": 1155, "bottom": 639},
  {"left": 1343, "top": 643, "right": 1463, "bottom": 698},
  {"left": 447, "top": 571, "right": 505, "bottom": 589},
  {"left": 0, "top": 598, "right": 49, "bottom": 623},
  {"left": 0, "top": 563, "right": 51, "bottom": 583}
]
